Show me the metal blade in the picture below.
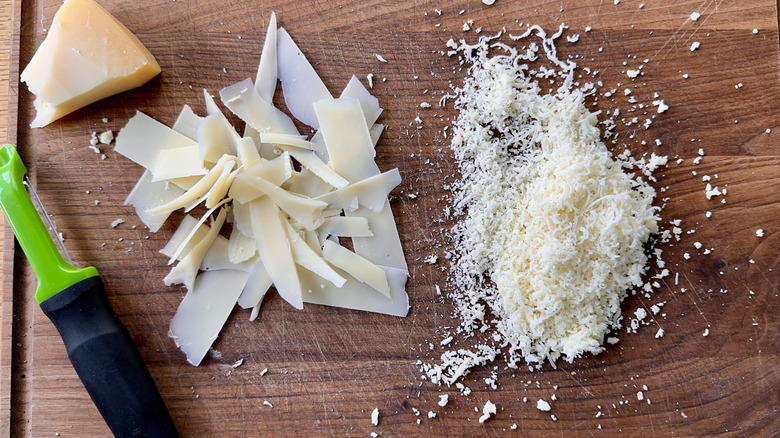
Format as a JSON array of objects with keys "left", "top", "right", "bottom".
[{"left": 22, "top": 175, "right": 74, "bottom": 265}]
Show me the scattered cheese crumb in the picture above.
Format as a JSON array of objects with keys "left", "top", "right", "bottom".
[
  {"left": 263, "top": 401, "right": 273, "bottom": 408},
  {"left": 536, "top": 399, "right": 551, "bottom": 412},
  {"left": 653, "top": 99, "right": 669, "bottom": 113},
  {"left": 655, "top": 328, "right": 664, "bottom": 338},
  {"left": 690, "top": 41, "right": 701, "bottom": 51},
  {"left": 690, "top": 12, "right": 701, "bottom": 21},
  {"left": 111, "top": 218, "right": 125, "bottom": 228},
  {"left": 438, "top": 394, "right": 449, "bottom": 407},
  {"left": 374, "top": 54, "right": 387, "bottom": 63},
  {"left": 756, "top": 229, "right": 765, "bottom": 237},
  {"left": 478, "top": 400, "right": 497, "bottom": 423},
  {"left": 371, "top": 408, "right": 379, "bottom": 426},
  {"left": 99, "top": 130, "right": 114, "bottom": 144}
]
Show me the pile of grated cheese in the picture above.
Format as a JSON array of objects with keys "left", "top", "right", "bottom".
[{"left": 426, "top": 25, "right": 663, "bottom": 384}]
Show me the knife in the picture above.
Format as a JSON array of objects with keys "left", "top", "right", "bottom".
[{"left": 0, "top": 143, "right": 178, "bottom": 438}]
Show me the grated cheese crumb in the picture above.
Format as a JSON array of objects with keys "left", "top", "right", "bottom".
[
  {"left": 690, "top": 12, "right": 701, "bottom": 21},
  {"left": 756, "top": 229, "right": 765, "bottom": 237},
  {"left": 478, "top": 400, "right": 497, "bottom": 423},
  {"left": 653, "top": 99, "right": 669, "bottom": 113},
  {"left": 438, "top": 394, "right": 449, "bottom": 407},
  {"left": 537, "top": 399, "right": 552, "bottom": 412},
  {"left": 99, "top": 130, "right": 114, "bottom": 144},
  {"left": 690, "top": 41, "right": 701, "bottom": 51},
  {"left": 423, "top": 24, "right": 662, "bottom": 386},
  {"left": 371, "top": 408, "right": 379, "bottom": 426}
]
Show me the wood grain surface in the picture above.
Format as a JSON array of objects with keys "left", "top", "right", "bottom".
[{"left": 2, "top": 0, "right": 780, "bottom": 437}]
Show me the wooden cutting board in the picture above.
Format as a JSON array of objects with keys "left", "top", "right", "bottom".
[{"left": 2, "top": 0, "right": 779, "bottom": 436}]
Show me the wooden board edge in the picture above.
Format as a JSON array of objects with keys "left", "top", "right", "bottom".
[{"left": 1, "top": 0, "right": 23, "bottom": 436}]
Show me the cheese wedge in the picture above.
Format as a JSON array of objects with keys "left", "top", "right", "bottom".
[{"left": 20, "top": 0, "right": 160, "bottom": 127}]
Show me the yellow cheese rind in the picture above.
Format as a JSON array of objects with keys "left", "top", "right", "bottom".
[{"left": 21, "top": 0, "right": 160, "bottom": 127}]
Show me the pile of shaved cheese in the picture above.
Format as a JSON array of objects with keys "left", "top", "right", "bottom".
[
  {"left": 114, "top": 13, "right": 408, "bottom": 366},
  {"left": 424, "top": 25, "right": 662, "bottom": 384}
]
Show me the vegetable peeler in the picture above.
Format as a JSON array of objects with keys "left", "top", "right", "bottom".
[{"left": 0, "top": 144, "right": 178, "bottom": 438}]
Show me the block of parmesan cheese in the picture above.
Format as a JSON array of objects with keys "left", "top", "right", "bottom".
[{"left": 20, "top": 0, "right": 160, "bottom": 127}]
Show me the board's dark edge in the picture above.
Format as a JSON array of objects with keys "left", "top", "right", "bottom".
[{"left": 0, "top": 0, "right": 30, "bottom": 437}]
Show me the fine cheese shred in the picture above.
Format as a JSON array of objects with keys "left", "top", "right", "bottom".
[{"left": 430, "top": 25, "right": 661, "bottom": 383}]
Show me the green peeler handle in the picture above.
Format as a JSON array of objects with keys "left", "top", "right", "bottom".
[
  {"left": 0, "top": 144, "right": 179, "bottom": 436},
  {"left": 0, "top": 144, "right": 97, "bottom": 303}
]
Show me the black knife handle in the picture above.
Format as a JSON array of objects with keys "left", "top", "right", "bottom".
[{"left": 40, "top": 276, "right": 178, "bottom": 438}]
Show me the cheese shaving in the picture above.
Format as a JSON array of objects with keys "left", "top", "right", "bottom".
[{"left": 114, "top": 14, "right": 408, "bottom": 365}]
